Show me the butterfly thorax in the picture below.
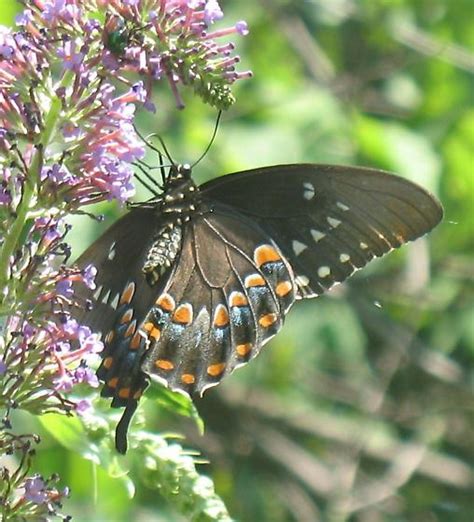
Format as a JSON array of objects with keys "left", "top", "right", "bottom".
[{"left": 142, "top": 164, "right": 199, "bottom": 286}]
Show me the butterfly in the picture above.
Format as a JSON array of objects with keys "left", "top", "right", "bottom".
[{"left": 74, "top": 162, "right": 443, "bottom": 453}]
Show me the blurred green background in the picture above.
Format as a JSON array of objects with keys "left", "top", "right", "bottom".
[{"left": 2, "top": 1, "right": 473, "bottom": 521}]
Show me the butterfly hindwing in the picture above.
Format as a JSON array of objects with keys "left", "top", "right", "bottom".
[
  {"left": 140, "top": 204, "right": 296, "bottom": 395},
  {"left": 200, "top": 164, "right": 443, "bottom": 297}
]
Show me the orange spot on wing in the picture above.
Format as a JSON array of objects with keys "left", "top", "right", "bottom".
[
  {"left": 118, "top": 387, "right": 131, "bottom": 399},
  {"left": 236, "top": 343, "right": 252, "bottom": 357},
  {"left": 103, "top": 356, "right": 113, "bottom": 369},
  {"left": 105, "top": 330, "right": 114, "bottom": 345},
  {"left": 120, "top": 308, "right": 133, "bottom": 324},
  {"left": 143, "top": 322, "right": 154, "bottom": 333},
  {"left": 143, "top": 322, "right": 160, "bottom": 341},
  {"left": 229, "top": 292, "right": 248, "bottom": 307},
  {"left": 181, "top": 373, "right": 195, "bottom": 385},
  {"left": 259, "top": 313, "right": 278, "bottom": 328},
  {"left": 214, "top": 305, "right": 229, "bottom": 327},
  {"left": 124, "top": 319, "right": 137, "bottom": 338},
  {"left": 207, "top": 362, "right": 226, "bottom": 377},
  {"left": 245, "top": 274, "right": 266, "bottom": 288},
  {"left": 107, "top": 377, "right": 118, "bottom": 388},
  {"left": 254, "top": 245, "right": 281, "bottom": 267},
  {"left": 149, "top": 327, "right": 161, "bottom": 342},
  {"left": 130, "top": 331, "right": 142, "bottom": 350},
  {"left": 119, "top": 281, "right": 136, "bottom": 305},
  {"left": 173, "top": 304, "right": 193, "bottom": 325},
  {"left": 156, "top": 359, "right": 174, "bottom": 371},
  {"left": 156, "top": 293, "right": 176, "bottom": 312},
  {"left": 276, "top": 281, "right": 292, "bottom": 298}
]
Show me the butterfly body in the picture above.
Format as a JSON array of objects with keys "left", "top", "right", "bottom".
[{"left": 74, "top": 163, "right": 442, "bottom": 452}]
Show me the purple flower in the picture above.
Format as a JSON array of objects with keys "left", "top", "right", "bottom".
[
  {"left": 61, "top": 318, "right": 86, "bottom": 338},
  {"left": 205, "top": 0, "right": 224, "bottom": 25},
  {"left": 75, "top": 398, "right": 92, "bottom": 415},
  {"left": 24, "top": 476, "right": 48, "bottom": 504},
  {"left": 82, "top": 264, "right": 97, "bottom": 290},
  {"left": 235, "top": 21, "right": 249, "bottom": 36},
  {"left": 79, "top": 332, "right": 103, "bottom": 355},
  {"left": 42, "top": 0, "right": 80, "bottom": 25},
  {"left": 0, "top": 186, "right": 11, "bottom": 205},
  {"left": 62, "top": 122, "right": 81, "bottom": 139},
  {"left": 0, "top": 358, "right": 6, "bottom": 376},
  {"left": 34, "top": 217, "right": 62, "bottom": 242},
  {"left": 0, "top": 44, "right": 14, "bottom": 59},
  {"left": 74, "top": 365, "right": 99, "bottom": 387},
  {"left": 42, "top": 163, "right": 76, "bottom": 185},
  {"left": 57, "top": 40, "right": 84, "bottom": 71},
  {"left": 22, "top": 322, "right": 36, "bottom": 339},
  {"left": 56, "top": 279, "right": 74, "bottom": 298},
  {"left": 42, "top": 0, "right": 65, "bottom": 22},
  {"left": 131, "top": 82, "right": 147, "bottom": 103},
  {"left": 54, "top": 341, "right": 71, "bottom": 354},
  {"left": 53, "top": 373, "right": 75, "bottom": 392},
  {"left": 15, "top": 9, "right": 33, "bottom": 26}
]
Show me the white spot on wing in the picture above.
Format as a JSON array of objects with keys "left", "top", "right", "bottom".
[
  {"left": 303, "top": 182, "right": 315, "bottom": 200},
  {"left": 295, "top": 275, "right": 310, "bottom": 286},
  {"left": 101, "top": 288, "right": 111, "bottom": 304},
  {"left": 93, "top": 285, "right": 103, "bottom": 300},
  {"left": 337, "top": 201, "right": 350, "bottom": 211},
  {"left": 340, "top": 253, "right": 350, "bottom": 263},
  {"left": 110, "top": 292, "right": 120, "bottom": 309},
  {"left": 360, "top": 242, "right": 368, "bottom": 250},
  {"left": 292, "top": 240, "right": 308, "bottom": 256},
  {"left": 327, "top": 217, "right": 341, "bottom": 229},
  {"left": 311, "top": 229, "right": 325, "bottom": 242},
  {"left": 108, "top": 241, "right": 116, "bottom": 261},
  {"left": 318, "top": 266, "right": 331, "bottom": 278}
]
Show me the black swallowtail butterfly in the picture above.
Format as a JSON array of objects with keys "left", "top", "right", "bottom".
[{"left": 74, "top": 162, "right": 442, "bottom": 453}]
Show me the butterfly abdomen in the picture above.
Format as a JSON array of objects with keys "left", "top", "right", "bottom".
[{"left": 143, "top": 224, "right": 183, "bottom": 285}]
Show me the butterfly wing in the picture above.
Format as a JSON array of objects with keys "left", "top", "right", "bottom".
[
  {"left": 200, "top": 164, "right": 443, "bottom": 297},
  {"left": 140, "top": 203, "right": 296, "bottom": 396},
  {"left": 74, "top": 207, "right": 160, "bottom": 334}
]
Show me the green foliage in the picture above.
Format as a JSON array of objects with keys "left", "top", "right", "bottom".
[{"left": 38, "top": 402, "right": 230, "bottom": 521}]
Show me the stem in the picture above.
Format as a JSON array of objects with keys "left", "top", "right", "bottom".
[{"left": 0, "top": 78, "right": 69, "bottom": 297}]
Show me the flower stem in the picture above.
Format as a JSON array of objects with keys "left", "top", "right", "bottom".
[{"left": 0, "top": 90, "right": 65, "bottom": 296}]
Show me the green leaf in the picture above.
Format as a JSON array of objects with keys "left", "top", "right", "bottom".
[{"left": 147, "top": 385, "right": 205, "bottom": 434}]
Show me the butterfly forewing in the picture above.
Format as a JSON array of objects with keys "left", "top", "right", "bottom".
[{"left": 201, "top": 165, "right": 443, "bottom": 297}]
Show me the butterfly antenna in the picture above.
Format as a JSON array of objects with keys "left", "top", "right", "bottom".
[
  {"left": 191, "top": 110, "right": 222, "bottom": 168},
  {"left": 155, "top": 134, "right": 176, "bottom": 167},
  {"left": 158, "top": 150, "right": 166, "bottom": 184},
  {"left": 133, "top": 123, "right": 170, "bottom": 161},
  {"left": 135, "top": 158, "right": 173, "bottom": 172}
]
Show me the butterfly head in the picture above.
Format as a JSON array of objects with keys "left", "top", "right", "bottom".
[{"left": 175, "top": 163, "right": 192, "bottom": 178}]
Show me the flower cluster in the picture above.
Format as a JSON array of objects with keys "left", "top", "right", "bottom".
[
  {"left": 0, "top": 216, "right": 102, "bottom": 423},
  {"left": 0, "top": 432, "right": 70, "bottom": 520},
  {"left": 0, "top": 1, "right": 250, "bottom": 517}
]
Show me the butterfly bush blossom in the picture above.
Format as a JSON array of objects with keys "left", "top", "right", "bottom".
[{"left": 0, "top": 0, "right": 249, "bottom": 518}]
